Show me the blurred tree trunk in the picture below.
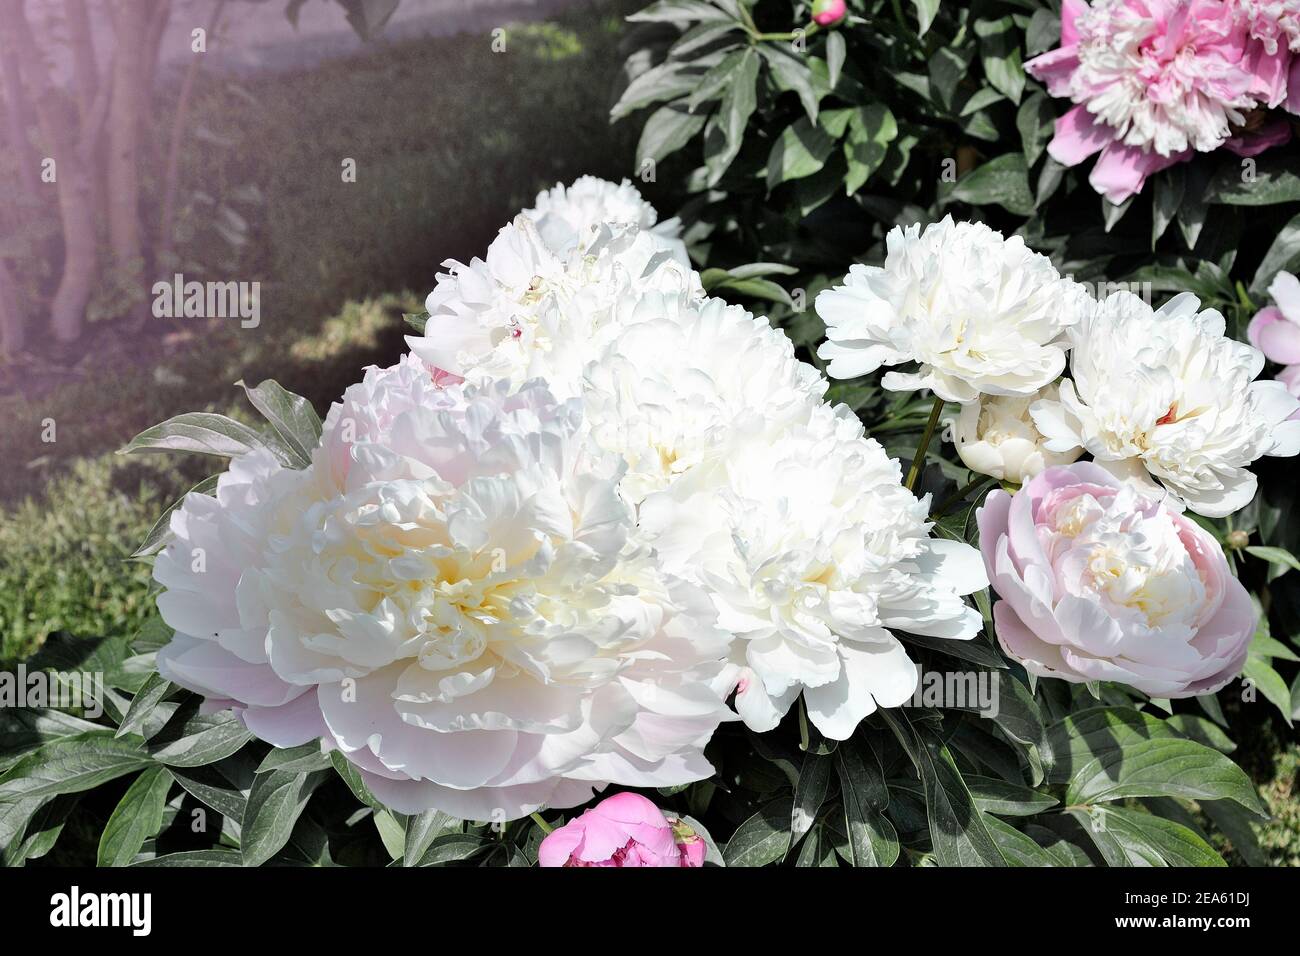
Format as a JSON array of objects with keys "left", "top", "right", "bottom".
[
  {"left": 159, "top": 0, "right": 226, "bottom": 270},
  {"left": 65, "top": 0, "right": 99, "bottom": 118},
  {"left": 0, "top": 4, "right": 40, "bottom": 196},
  {"left": 6, "top": 0, "right": 98, "bottom": 343},
  {"left": 0, "top": 257, "right": 24, "bottom": 357},
  {"left": 106, "top": 1, "right": 151, "bottom": 306}
]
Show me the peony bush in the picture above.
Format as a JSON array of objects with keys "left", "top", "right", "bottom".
[{"left": 2, "top": 0, "right": 1298, "bottom": 869}]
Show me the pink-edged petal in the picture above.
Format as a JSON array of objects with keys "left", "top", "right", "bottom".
[
  {"left": 1249, "top": 306, "right": 1300, "bottom": 364},
  {"left": 1088, "top": 142, "right": 1187, "bottom": 205},
  {"left": 1046, "top": 105, "right": 1113, "bottom": 167}
]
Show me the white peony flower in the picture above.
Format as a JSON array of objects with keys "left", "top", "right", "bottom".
[
  {"left": 949, "top": 384, "right": 1083, "bottom": 483},
  {"left": 639, "top": 402, "right": 988, "bottom": 740},
  {"left": 815, "top": 217, "right": 1092, "bottom": 403},
  {"left": 1031, "top": 291, "right": 1300, "bottom": 517},
  {"left": 155, "top": 362, "right": 735, "bottom": 821},
  {"left": 406, "top": 215, "right": 700, "bottom": 398},
  {"left": 523, "top": 175, "right": 686, "bottom": 260},
  {"left": 582, "top": 291, "right": 827, "bottom": 505}
]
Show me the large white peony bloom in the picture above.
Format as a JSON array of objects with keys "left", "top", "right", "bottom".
[
  {"left": 523, "top": 175, "right": 686, "bottom": 260},
  {"left": 582, "top": 291, "right": 827, "bottom": 505},
  {"left": 406, "top": 215, "right": 700, "bottom": 398},
  {"left": 638, "top": 402, "right": 989, "bottom": 740},
  {"left": 155, "top": 358, "right": 735, "bottom": 821},
  {"left": 1031, "top": 291, "right": 1300, "bottom": 517},
  {"left": 815, "top": 217, "right": 1092, "bottom": 403}
]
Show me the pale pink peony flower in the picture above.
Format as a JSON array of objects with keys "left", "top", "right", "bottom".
[
  {"left": 976, "top": 462, "right": 1255, "bottom": 698},
  {"left": 1026, "top": 0, "right": 1294, "bottom": 203},
  {"left": 538, "top": 792, "right": 707, "bottom": 867},
  {"left": 1248, "top": 271, "right": 1300, "bottom": 416}
]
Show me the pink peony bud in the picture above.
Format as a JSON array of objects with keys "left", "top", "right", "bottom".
[
  {"left": 538, "top": 792, "right": 707, "bottom": 867},
  {"left": 812, "top": 0, "right": 846, "bottom": 27}
]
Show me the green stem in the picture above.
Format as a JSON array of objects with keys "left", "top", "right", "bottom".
[
  {"left": 530, "top": 812, "right": 554, "bottom": 834},
  {"left": 905, "top": 397, "right": 945, "bottom": 492},
  {"left": 931, "top": 475, "right": 995, "bottom": 520}
]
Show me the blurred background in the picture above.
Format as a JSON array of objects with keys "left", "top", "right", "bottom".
[{"left": 0, "top": 0, "right": 665, "bottom": 661}]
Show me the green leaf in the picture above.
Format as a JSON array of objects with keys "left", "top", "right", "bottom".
[
  {"left": 241, "top": 769, "right": 327, "bottom": 866},
  {"left": 132, "top": 848, "right": 244, "bottom": 867},
  {"left": 628, "top": 0, "right": 736, "bottom": 23},
  {"left": 1245, "top": 545, "right": 1300, "bottom": 574},
  {"left": 1201, "top": 799, "right": 1268, "bottom": 866},
  {"left": 148, "top": 710, "right": 253, "bottom": 768},
  {"left": 1016, "top": 92, "right": 1053, "bottom": 167},
  {"left": 825, "top": 31, "right": 846, "bottom": 90},
  {"left": 115, "top": 672, "right": 173, "bottom": 741},
  {"left": 836, "top": 738, "right": 899, "bottom": 867},
  {"left": 966, "top": 776, "right": 1058, "bottom": 816},
  {"left": 760, "top": 46, "right": 824, "bottom": 123},
  {"left": 844, "top": 104, "right": 898, "bottom": 194},
  {"left": 881, "top": 711, "right": 1006, "bottom": 866},
  {"left": 1064, "top": 736, "right": 1268, "bottom": 816},
  {"left": 1244, "top": 653, "right": 1293, "bottom": 725},
  {"left": 0, "top": 709, "right": 110, "bottom": 772},
  {"left": 976, "top": 16, "right": 1024, "bottom": 104},
  {"left": 985, "top": 815, "right": 1059, "bottom": 866},
  {"left": 330, "top": 750, "right": 383, "bottom": 809},
  {"left": 118, "top": 412, "right": 273, "bottom": 461},
  {"left": 686, "top": 49, "right": 747, "bottom": 112},
  {"left": 950, "top": 153, "right": 1035, "bottom": 216},
  {"left": 1152, "top": 167, "right": 1185, "bottom": 245},
  {"left": 709, "top": 47, "right": 759, "bottom": 183},
  {"left": 1044, "top": 706, "right": 1179, "bottom": 783},
  {"left": 0, "top": 733, "right": 150, "bottom": 850},
  {"left": 237, "top": 379, "right": 322, "bottom": 468},
  {"left": 911, "top": 0, "right": 940, "bottom": 35},
  {"left": 97, "top": 766, "right": 173, "bottom": 867},
  {"left": 415, "top": 832, "right": 488, "bottom": 866},
  {"left": 1250, "top": 212, "right": 1300, "bottom": 298},
  {"left": 373, "top": 809, "right": 406, "bottom": 860},
  {"left": 791, "top": 751, "right": 832, "bottom": 843},
  {"left": 403, "top": 809, "right": 457, "bottom": 866},
  {"left": 1070, "top": 806, "right": 1226, "bottom": 867},
  {"left": 724, "top": 796, "right": 793, "bottom": 867},
  {"left": 638, "top": 101, "right": 707, "bottom": 164},
  {"left": 132, "top": 474, "right": 220, "bottom": 557},
  {"left": 767, "top": 117, "right": 836, "bottom": 190},
  {"left": 1206, "top": 158, "right": 1300, "bottom": 205},
  {"left": 616, "top": 62, "right": 710, "bottom": 121},
  {"left": 256, "top": 743, "right": 332, "bottom": 774},
  {"left": 170, "top": 760, "right": 252, "bottom": 822}
]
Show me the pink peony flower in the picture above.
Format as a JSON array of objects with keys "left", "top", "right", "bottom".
[
  {"left": 1026, "top": 0, "right": 1293, "bottom": 203},
  {"left": 812, "top": 0, "right": 847, "bottom": 27},
  {"left": 1248, "top": 271, "right": 1300, "bottom": 416},
  {"left": 976, "top": 462, "right": 1255, "bottom": 698},
  {"left": 538, "top": 792, "right": 707, "bottom": 867}
]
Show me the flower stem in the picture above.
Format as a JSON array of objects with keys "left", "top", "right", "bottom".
[
  {"left": 530, "top": 812, "right": 554, "bottom": 834},
  {"left": 931, "top": 475, "right": 996, "bottom": 520},
  {"left": 905, "top": 397, "right": 945, "bottom": 492}
]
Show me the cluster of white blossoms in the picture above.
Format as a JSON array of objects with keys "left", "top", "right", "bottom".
[
  {"left": 817, "top": 217, "right": 1300, "bottom": 517},
  {"left": 152, "top": 178, "right": 992, "bottom": 821}
]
